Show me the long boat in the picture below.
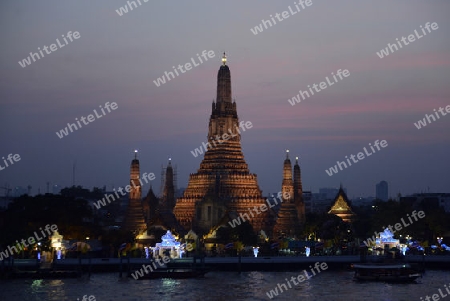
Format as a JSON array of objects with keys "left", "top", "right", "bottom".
[
  {"left": 131, "top": 268, "right": 209, "bottom": 280},
  {"left": 352, "top": 263, "right": 422, "bottom": 282}
]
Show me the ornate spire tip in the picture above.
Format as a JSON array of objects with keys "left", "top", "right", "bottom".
[{"left": 222, "top": 52, "right": 227, "bottom": 66}]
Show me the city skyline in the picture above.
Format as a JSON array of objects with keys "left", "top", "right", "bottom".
[{"left": 1, "top": 0, "right": 450, "bottom": 200}]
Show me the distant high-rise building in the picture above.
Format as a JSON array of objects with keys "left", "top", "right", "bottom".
[
  {"left": 376, "top": 181, "right": 388, "bottom": 201},
  {"left": 52, "top": 184, "right": 61, "bottom": 195},
  {"left": 400, "top": 193, "right": 450, "bottom": 213},
  {"left": 302, "top": 191, "right": 313, "bottom": 213}
]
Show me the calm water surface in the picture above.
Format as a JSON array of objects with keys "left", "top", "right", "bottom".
[{"left": 1, "top": 270, "right": 449, "bottom": 301}]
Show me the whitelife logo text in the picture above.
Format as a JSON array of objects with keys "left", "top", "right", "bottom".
[
  {"left": 56, "top": 102, "right": 118, "bottom": 139},
  {"left": 325, "top": 140, "right": 388, "bottom": 176},
  {"left": 0, "top": 153, "right": 21, "bottom": 171},
  {"left": 363, "top": 210, "right": 425, "bottom": 247},
  {"left": 288, "top": 69, "right": 350, "bottom": 106},
  {"left": 93, "top": 172, "right": 155, "bottom": 209},
  {"left": 414, "top": 105, "right": 450, "bottom": 129},
  {"left": 153, "top": 50, "right": 215, "bottom": 87},
  {"left": 190, "top": 121, "right": 253, "bottom": 158},
  {"left": 18, "top": 31, "right": 80, "bottom": 68},
  {"left": 0, "top": 224, "right": 58, "bottom": 261},
  {"left": 376, "top": 22, "right": 438, "bottom": 59},
  {"left": 250, "top": 0, "right": 313, "bottom": 35}
]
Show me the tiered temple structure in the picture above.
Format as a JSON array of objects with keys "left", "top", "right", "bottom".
[
  {"left": 328, "top": 185, "right": 356, "bottom": 223},
  {"left": 161, "top": 159, "right": 176, "bottom": 212},
  {"left": 123, "top": 151, "right": 147, "bottom": 234},
  {"left": 173, "top": 53, "right": 272, "bottom": 234},
  {"left": 143, "top": 159, "right": 184, "bottom": 238},
  {"left": 273, "top": 150, "right": 302, "bottom": 238},
  {"left": 143, "top": 186, "right": 159, "bottom": 224},
  {"left": 294, "top": 156, "right": 305, "bottom": 222}
]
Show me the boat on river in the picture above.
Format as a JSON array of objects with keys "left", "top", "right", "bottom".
[
  {"left": 133, "top": 268, "right": 209, "bottom": 279},
  {"left": 352, "top": 263, "right": 422, "bottom": 282}
]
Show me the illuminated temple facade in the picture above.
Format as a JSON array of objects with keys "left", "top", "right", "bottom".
[
  {"left": 173, "top": 53, "right": 273, "bottom": 234},
  {"left": 122, "top": 55, "right": 306, "bottom": 238},
  {"left": 328, "top": 185, "right": 356, "bottom": 223}
]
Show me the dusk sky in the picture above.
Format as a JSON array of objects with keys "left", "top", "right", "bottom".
[{"left": 1, "top": 0, "right": 449, "bottom": 200}]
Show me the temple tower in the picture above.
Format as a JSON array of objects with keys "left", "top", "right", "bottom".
[
  {"left": 273, "top": 150, "right": 301, "bottom": 238},
  {"left": 123, "top": 151, "right": 147, "bottom": 234},
  {"left": 173, "top": 53, "right": 272, "bottom": 234},
  {"left": 129, "top": 150, "right": 141, "bottom": 200},
  {"left": 162, "top": 158, "right": 176, "bottom": 211},
  {"left": 143, "top": 186, "right": 159, "bottom": 224},
  {"left": 294, "top": 156, "right": 305, "bottom": 223},
  {"left": 281, "top": 150, "right": 294, "bottom": 202}
]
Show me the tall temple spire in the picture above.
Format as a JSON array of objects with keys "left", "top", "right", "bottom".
[
  {"left": 274, "top": 150, "right": 300, "bottom": 238},
  {"left": 162, "top": 158, "right": 175, "bottom": 211},
  {"left": 294, "top": 156, "right": 301, "bottom": 193},
  {"left": 208, "top": 53, "right": 238, "bottom": 142},
  {"left": 123, "top": 151, "right": 146, "bottom": 234},
  {"left": 294, "top": 155, "right": 305, "bottom": 223},
  {"left": 130, "top": 151, "right": 141, "bottom": 200},
  {"left": 283, "top": 150, "right": 293, "bottom": 182},
  {"left": 174, "top": 54, "right": 272, "bottom": 234},
  {"left": 216, "top": 52, "right": 232, "bottom": 103}
]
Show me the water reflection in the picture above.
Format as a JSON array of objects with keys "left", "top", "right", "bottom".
[{"left": 0, "top": 270, "right": 448, "bottom": 301}]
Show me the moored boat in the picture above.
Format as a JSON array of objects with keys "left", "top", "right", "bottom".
[
  {"left": 132, "top": 268, "right": 209, "bottom": 279},
  {"left": 352, "top": 263, "right": 422, "bottom": 282}
]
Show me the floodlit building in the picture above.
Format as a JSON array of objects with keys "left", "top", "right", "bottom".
[
  {"left": 328, "top": 186, "right": 356, "bottom": 223},
  {"left": 173, "top": 53, "right": 273, "bottom": 234}
]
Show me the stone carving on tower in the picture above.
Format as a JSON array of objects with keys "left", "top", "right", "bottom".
[{"left": 173, "top": 53, "right": 272, "bottom": 234}]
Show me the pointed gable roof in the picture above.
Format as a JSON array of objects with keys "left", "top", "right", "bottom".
[{"left": 328, "top": 186, "right": 356, "bottom": 223}]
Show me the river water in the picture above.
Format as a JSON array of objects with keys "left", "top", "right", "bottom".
[{"left": 1, "top": 270, "right": 449, "bottom": 301}]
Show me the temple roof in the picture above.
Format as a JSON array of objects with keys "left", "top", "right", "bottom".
[{"left": 328, "top": 186, "right": 356, "bottom": 223}]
